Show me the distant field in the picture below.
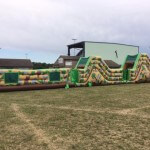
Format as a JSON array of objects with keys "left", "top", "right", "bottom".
[{"left": 0, "top": 83, "right": 150, "bottom": 150}]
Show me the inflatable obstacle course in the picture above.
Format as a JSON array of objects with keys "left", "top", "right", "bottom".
[{"left": 0, "top": 53, "right": 150, "bottom": 91}]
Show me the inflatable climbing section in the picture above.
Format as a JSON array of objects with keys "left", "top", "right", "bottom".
[{"left": 70, "top": 57, "right": 123, "bottom": 86}]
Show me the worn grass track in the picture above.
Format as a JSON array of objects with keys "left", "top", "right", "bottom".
[{"left": 0, "top": 83, "right": 150, "bottom": 149}]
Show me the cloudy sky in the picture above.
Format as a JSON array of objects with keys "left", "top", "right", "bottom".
[{"left": 0, "top": 0, "right": 150, "bottom": 63}]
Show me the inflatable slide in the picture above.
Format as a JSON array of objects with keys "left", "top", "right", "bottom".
[
  {"left": 122, "top": 53, "right": 150, "bottom": 83},
  {"left": 70, "top": 57, "right": 123, "bottom": 86}
]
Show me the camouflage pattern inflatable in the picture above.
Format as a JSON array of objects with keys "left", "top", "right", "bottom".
[
  {"left": 0, "top": 68, "right": 70, "bottom": 86},
  {"left": 0, "top": 53, "right": 149, "bottom": 90}
]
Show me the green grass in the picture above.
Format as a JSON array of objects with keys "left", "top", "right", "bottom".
[{"left": 0, "top": 83, "right": 150, "bottom": 150}]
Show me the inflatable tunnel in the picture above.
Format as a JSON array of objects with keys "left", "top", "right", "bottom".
[{"left": 0, "top": 68, "right": 70, "bottom": 86}]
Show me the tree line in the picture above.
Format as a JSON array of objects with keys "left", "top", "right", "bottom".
[{"left": 32, "top": 62, "right": 54, "bottom": 69}]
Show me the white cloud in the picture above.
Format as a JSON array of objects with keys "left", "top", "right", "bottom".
[{"left": 0, "top": 0, "right": 150, "bottom": 55}]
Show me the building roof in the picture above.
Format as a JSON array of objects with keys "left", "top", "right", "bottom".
[
  {"left": 104, "top": 60, "right": 121, "bottom": 68},
  {"left": 67, "top": 41, "right": 139, "bottom": 49},
  {"left": 0, "top": 58, "right": 33, "bottom": 68},
  {"left": 58, "top": 55, "right": 80, "bottom": 60}
]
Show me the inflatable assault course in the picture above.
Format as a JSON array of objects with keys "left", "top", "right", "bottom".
[{"left": 0, "top": 53, "right": 150, "bottom": 91}]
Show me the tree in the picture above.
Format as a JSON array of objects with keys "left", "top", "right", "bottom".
[{"left": 32, "top": 62, "right": 53, "bottom": 69}]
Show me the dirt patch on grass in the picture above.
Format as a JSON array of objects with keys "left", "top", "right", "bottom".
[
  {"left": 23, "top": 104, "right": 150, "bottom": 119},
  {"left": 114, "top": 106, "right": 150, "bottom": 118},
  {"left": 11, "top": 103, "right": 59, "bottom": 150}
]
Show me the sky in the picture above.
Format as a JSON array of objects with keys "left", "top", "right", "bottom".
[{"left": 0, "top": 0, "right": 150, "bottom": 63}]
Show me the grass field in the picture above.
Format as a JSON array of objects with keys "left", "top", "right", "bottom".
[{"left": 0, "top": 84, "right": 150, "bottom": 150}]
